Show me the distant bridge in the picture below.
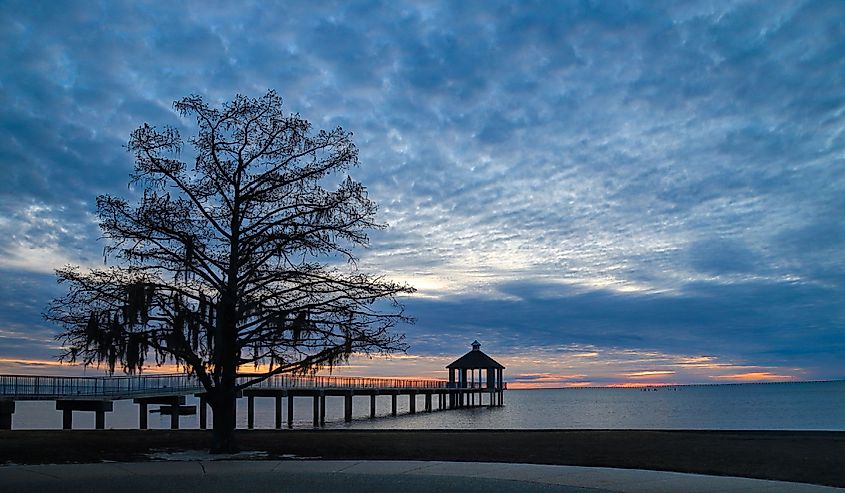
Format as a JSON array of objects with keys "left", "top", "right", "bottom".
[{"left": 0, "top": 373, "right": 505, "bottom": 430}]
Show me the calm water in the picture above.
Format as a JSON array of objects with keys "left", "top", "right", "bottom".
[{"left": 9, "top": 381, "right": 844, "bottom": 431}]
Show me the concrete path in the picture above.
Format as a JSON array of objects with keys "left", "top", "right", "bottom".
[{"left": 0, "top": 460, "right": 841, "bottom": 492}]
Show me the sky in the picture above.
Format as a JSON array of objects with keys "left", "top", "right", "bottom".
[{"left": 0, "top": 0, "right": 843, "bottom": 388}]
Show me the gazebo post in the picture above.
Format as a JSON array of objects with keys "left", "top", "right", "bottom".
[
  {"left": 460, "top": 369, "right": 468, "bottom": 407},
  {"left": 467, "top": 368, "right": 475, "bottom": 407},
  {"left": 474, "top": 369, "right": 478, "bottom": 406},
  {"left": 472, "top": 369, "right": 481, "bottom": 407},
  {"left": 448, "top": 368, "right": 456, "bottom": 408},
  {"left": 498, "top": 368, "right": 504, "bottom": 405}
]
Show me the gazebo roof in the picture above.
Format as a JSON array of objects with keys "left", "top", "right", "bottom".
[{"left": 446, "top": 341, "right": 505, "bottom": 369}]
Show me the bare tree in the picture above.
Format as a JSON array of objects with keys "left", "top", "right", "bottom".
[{"left": 45, "top": 91, "right": 413, "bottom": 451}]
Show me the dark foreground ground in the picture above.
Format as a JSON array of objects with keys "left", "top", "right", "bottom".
[{"left": 1, "top": 429, "right": 843, "bottom": 488}]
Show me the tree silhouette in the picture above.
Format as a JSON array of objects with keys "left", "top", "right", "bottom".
[{"left": 45, "top": 91, "right": 413, "bottom": 451}]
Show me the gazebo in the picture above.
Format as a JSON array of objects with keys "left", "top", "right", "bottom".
[{"left": 446, "top": 340, "right": 505, "bottom": 407}]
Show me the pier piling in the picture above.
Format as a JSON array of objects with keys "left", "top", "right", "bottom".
[
  {"left": 274, "top": 396, "right": 282, "bottom": 429},
  {"left": 134, "top": 396, "right": 185, "bottom": 430},
  {"left": 247, "top": 395, "right": 255, "bottom": 429},
  {"left": 287, "top": 394, "right": 294, "bottom": 429},
  {"left": 138, "top": 402, "right": 148, "bottom": 429},
  {"left": 56, "top": 400, "right": 113, "bottom": 430},
  {"left": 198, "top": 395, "right": 207, "bottom": 429},
  {"left": 0, "top": 400, "right": 14, "bottom": 429},
  {"left": 344, "top": 392, "right": 353, "bottom": 422}
]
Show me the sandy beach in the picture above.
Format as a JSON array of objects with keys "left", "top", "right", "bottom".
[{"left": 1, "top": 429, "right": 843, "bottom": 487}]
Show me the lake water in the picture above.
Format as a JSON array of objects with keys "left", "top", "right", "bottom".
[{"left": 8, "top": 380, "right": 844, "bottom": 431}]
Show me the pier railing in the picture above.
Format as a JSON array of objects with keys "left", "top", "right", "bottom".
[
  {"left": 248, "top": 374, "right": 448, "bottom": 390},
  {"left": 0, "top": 373, "right": 456, "bottom": 400},
  {"left": 0, "top": 374, "right": 201, "bottom": 400},
  {"left": 446, "top": 382, "right": 508, "bottom": 390}
]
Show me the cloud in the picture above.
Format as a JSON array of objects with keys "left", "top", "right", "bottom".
[
  {"left": 625, "top": 371, "right": 676, "bottom": 378},
  {"left": 0, "top": 0, "right": 843, "bottom": 383},
  {"left": 0, "top": 269, "right": 65, "bottom": 362},
  {"left": 713, "top": 372, "right": 794, "bottom": 381},
  {"left": 396, "top": 277, "right": 844, "bottom": 380},
  {"left": 687, "top": 238, "right": 758, "bottom": 275}
]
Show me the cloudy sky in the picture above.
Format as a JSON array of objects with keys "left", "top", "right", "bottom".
[{"left": 1, "top": 0, "right": 843, "bottom": 387}]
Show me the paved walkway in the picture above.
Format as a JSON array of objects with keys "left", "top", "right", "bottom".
[{"left": 1, "top": 460, "right": 841, "bottom": 492}]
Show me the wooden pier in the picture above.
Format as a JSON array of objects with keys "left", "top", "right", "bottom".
[
  {"left": 0, "top": 342, "right": 507, "bottom": 430},
  {"left": 0, "top": 373, "right": 505, "bottom": 430}
]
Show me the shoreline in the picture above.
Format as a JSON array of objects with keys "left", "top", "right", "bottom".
[{"left": 1, "top": 429, "right": 844, "bottom": 487}]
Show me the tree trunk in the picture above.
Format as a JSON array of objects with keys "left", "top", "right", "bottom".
[
  {"left": 209, "top": 388, "right": 238, "bottom": 453},
  {"left": 211, "top": 290, "right": 240, "bottom": 453}
]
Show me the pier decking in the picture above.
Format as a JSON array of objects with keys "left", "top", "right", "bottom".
[{"left": 0, "top": 373, "right": 505, "bottom": 430}]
